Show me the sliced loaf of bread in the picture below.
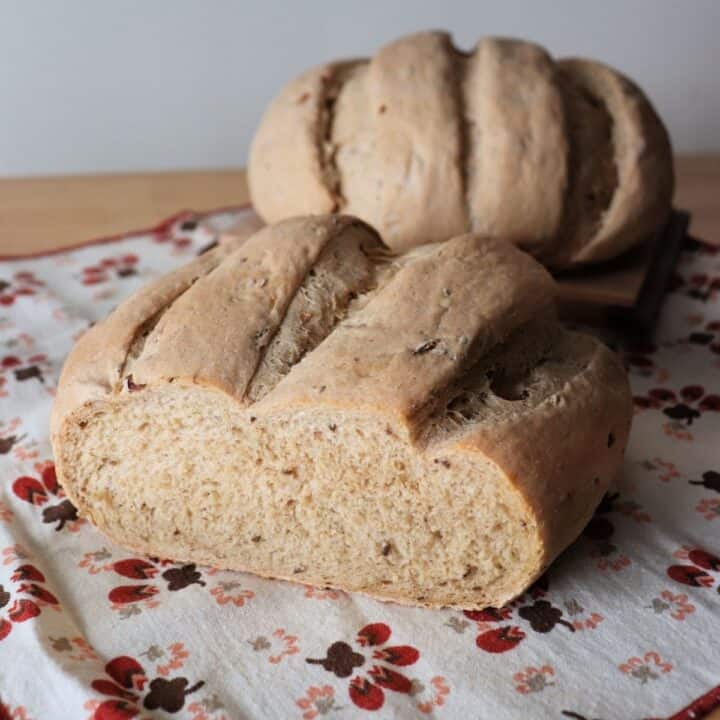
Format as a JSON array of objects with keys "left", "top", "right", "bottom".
[{"left": 51, "top": 215, "right": 632, "bottom": 609}]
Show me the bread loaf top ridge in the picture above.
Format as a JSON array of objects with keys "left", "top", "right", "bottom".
[
  {"left": 249, "top": 31, "right": 673, "bottom": 268},
  {"left": 52, "top": 216, "right": 632, "bottom": 609}
]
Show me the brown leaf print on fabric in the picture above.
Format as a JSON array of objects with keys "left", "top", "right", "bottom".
[
  {"left": 306, "top": 623, "right": 420, "bottom": 711},
  {"left": 0, "top": 435, "right": 22, "bottom": 454},
  {"left": 161, "top": 564, "right": 206, "bottom": 591},
  {"left": 41, "top": 499, "right": 78, "bottom": 530},
  {"left": 12, "top": 463, "right": 82, "bottom": 532},
  {"left": 634, "top": 386, "right": 720, "bottom": 428},
  {"left": 690, "top": 470, "right": 720, "bottom": 493},
  {"left": 518, "top": 600, "right": 575, "bottom": 633},
  {"left": 144, "top": 677, "right": 205, "bottom": 712},
  {"left": 307, "top": 641, "right": 365, "bottom": 678}
]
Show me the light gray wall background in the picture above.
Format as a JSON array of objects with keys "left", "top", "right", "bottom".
[{"left": 1, "top": 0, "right": 718, "bottom": 176}]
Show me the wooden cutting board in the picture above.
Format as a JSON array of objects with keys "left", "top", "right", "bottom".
[{"left": 554, "top": 210, "right": 689, "bottom": 333}]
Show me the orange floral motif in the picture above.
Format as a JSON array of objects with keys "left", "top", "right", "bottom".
[
  {"left": 571, "top": 613, "right": 604, "bottom": 631},
  {"left": 82, "top": 699, "right": 101, "bottom": 720},
  {"left": 78, "top": 549, "right": 115, "bottom": 575},
  {"left": 209, "top": 581, "right": 255, "bottom": 607},
  {"left": 648, "top": 591, "right": 696, "bottom": 621},
  {"left": 13, "top": 443, "right": 39, "bottom": 462},
  {"left": 663, "top": 422, "right": 694, "bottom": 442},
  {"left": 415, "top": 676, "right": 450, "bottom": 713},
  {"left": 619, "top": 652, "right": 673, "bottom": 683},
  {"left": 49, "top": 636, "right": 99, "bottom": 662},
  {"left": 303, "top": 585, "right": 343, "bottom": 601},
  {"left": 673, "top": 546, "right": 694, "bottom": 561},
  {"left": 563, "top": 599, "right": 604, "bottom": 632},
  {"left": 0, "top": 502, "right": 13, "bottom": 524},
  {"left": 696, "top": 498, "right": 720, "bottom": 520},
  {"left": 2, "top": 545, "right": 28, "bottom": 566},
  {"left": 154, "top": 642, "right": 190, "bottom": 677},
  {"left": 514, "top": 665, "right": 555, "bottom": 694},
  {"left": 269, "top": 629, "right": 300, "bottom": 664},
  {"left": 295, "top": 685, "right": 339, "bottom": 719},
  {"left": 187, "top": 695, "right": 229, "bottom": 720},
  {"left": 641, "top": 457, "right": 681, "bottom": 483},
  {"left": 597, "top": 555, "right": 631, "bottom": 572}
]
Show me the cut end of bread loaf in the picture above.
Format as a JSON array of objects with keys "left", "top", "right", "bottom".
[{"left": 52, "top": 216, "right": 632, "bottom": 609}]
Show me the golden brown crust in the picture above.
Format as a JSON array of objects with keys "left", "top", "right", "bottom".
[
  {"left": 50, "top": 238, "right": 243, "bottom": 438},
  {"left": 248, "top": 32, "right": 673, "bottom": 268},
  {"left": 549, "top": 58, "right": 674, "bottom": 267},
  {"left": 258, "top": 234, "right": 555, "bottom": 434},
  {"left": 248, "top": 61, "right": 364, "bottom": 222},
  {"left": 454, "top": 332, "right": 631, "bottom": 582},
  {"left": 52, "top": 216, "right": 632, "bottom": 609},
  {"left": 465, "top": 37, "right": 568, "bottom": 252}
]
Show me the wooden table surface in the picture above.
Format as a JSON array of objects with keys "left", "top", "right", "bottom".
[{"left": 0, "top": 155, "right": 718, "bottom": 255}]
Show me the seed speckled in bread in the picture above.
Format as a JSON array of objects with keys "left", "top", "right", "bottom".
[
  {"left": 52, "top": 216, "right": 632, "bottom": 609},
  {"left": 249, "top": 32, "right": 673, "bottom": 269}
]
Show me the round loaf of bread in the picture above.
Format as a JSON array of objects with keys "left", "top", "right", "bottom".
[
  {"left": 52, "top": 215, "right": 632, "bottom": 609},
  {"left": 248, "top": 32, "right": 673, "bottom": 269}
]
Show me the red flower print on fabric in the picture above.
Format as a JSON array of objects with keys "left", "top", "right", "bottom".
[
  {"left": 0, "top": 353, "right": 52, "bottom": 387},
  {"left": 89, "top": 653, "right": 205, "bottom": 718},
  {"left": 12, "top": 462, "right": 83, "bottom": 532},
  {"left": 634, "top": 385, "right": 720, "bottom": 440},
  {"left": 671, "top": 269, "right": 720, "bottom": 303},
  {"left": 0, "top": 557, "right": 60, "bottom": 642},
  {"left": 0, "top": 270, "right": 44, "bottom": 306},
  {"left": 108, "top": 558, "right": 205, "bottom": 612},
  {"left": 152, "top": 216, "right": 196, "bottom": 253},
  {"left": 681, "top": 319, "right": 720, "bottom": 358},
  {"left": 306, "top": 623, "right": 419, "bottom": 711},
  {"left": 475, "top": 625, "right": 526, "bottom": 653},
  {"left": 621, "top": 340, "right": 668, "bottom": 382},
  {"left": 458, "top": 576, "right": 590, "bottom": 653},
  {"left": 0, "top": 702, "right": 32, "bottom": 720},
  {"left": 668, "top": 546, "right": 720, "bottom": 591},
  {"left": 79, "top": 549, "right": 254, "bottom": 617},
  {"left": 81, "top": 254, "right": 139, "bottom": 285}
]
